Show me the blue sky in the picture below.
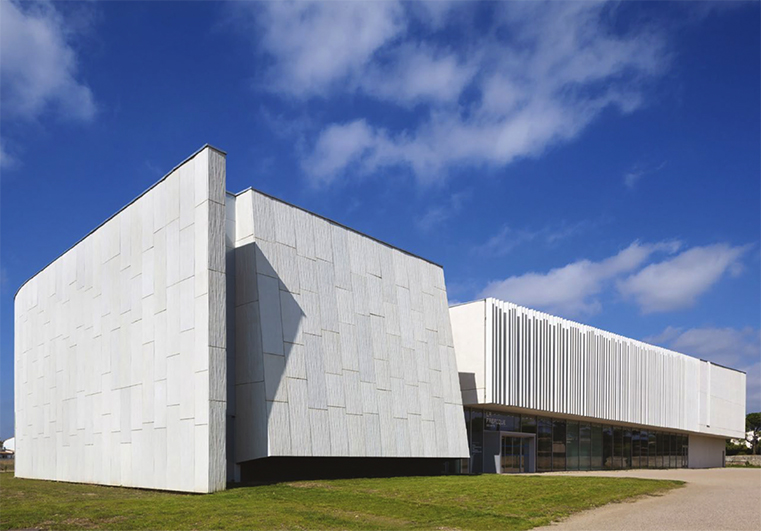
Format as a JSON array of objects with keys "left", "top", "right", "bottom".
[{"left": 1, "top": 0, "right": 759, "bottom": 439}]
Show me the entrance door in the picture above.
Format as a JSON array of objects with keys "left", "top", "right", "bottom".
[{"left": 500, "top": 436, "right": 527, "bottom": 473}]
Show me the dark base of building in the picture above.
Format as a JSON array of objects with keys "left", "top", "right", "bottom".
[{"left": 236, "top": 457, "right": 464, "bottom": 484}]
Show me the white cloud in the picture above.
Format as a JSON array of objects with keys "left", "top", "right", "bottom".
[
  {"left": 645, "top": 326, "right": 761, "bottom": 412},
  {"left": 414, "top": 190, "right": 470, "bottom": 233},
  {"left": 618, "top": 243, "right": 750, "bottom": 313},
  {"left": 473, "top": 226, "right": 539, "bottom": 257},
  {"left": 0, "top": 140, "right": 14, "bottom": 169},
  {"left": 359, "top": 43, "right": 476, "bottom": 106},
  {"left": 473, "top": 220, "right": 592, "bottom": 257},
  {"left": 624, "top": 170, "right": 645, "bottom": 189},
  {"left": 252, "top": 1, "right": 406, "bottom": 98},
  {"left": 479, "top": 241, "right": 680, "bottom": 317},
  {"left": 304, "top": 119, "right": 382, "bottom": 186},
  {"left": 624, "top": 161, "right": 667, "bottom": 189},
  {"left": 250, "top": 1, "right": 669, "bottom": 185},
  {"left": 0, "top": 0, "right": 95, "bottom": 122}
]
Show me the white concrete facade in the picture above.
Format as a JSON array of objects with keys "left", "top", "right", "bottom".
[
  {"left": 14, "top": 146, "right": 468, "bottom": 493},
  {"left": 450, "top": 298, "right": 746, "bottom": 467},
  {"left": 228, "top": 189, "right": 469, "bottom": 464},
  {"left": 14, "top": 146, "right": 228, "bottom": 492},
  {"left": 688, "top": 434, "right": 726, "bottom": 468}
]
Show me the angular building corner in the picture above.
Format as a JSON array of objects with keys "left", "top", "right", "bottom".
[
  {"left": 14, "top": 146, "right": 745, "bottom": 491},
  {"left": 227, "top": 188, "right": 469, "bottom": 468},
  {"left": 14, "top": 145, "right": 470, "bottom": 492},
  {"left": 14, "top": 146, "right": 228, "bottom": 492}
]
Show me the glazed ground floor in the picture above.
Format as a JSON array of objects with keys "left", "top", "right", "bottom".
[{"left": 465, "top": 407, "right": 725, "bottom": 474}]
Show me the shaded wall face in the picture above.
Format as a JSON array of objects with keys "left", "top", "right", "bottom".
[
  {"left": 231, "top": 190, "right": 469, "bottom": 462},
  {"left": 14, "top": 147, "right": 228, "bottom": 493}
]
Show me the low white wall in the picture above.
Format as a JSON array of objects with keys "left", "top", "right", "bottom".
[
  {"left": 689, "top": 434, "right": 726, "bottom": 468},
  {"left": 726, "top": 455, "right": 761, "bottom": 466}
]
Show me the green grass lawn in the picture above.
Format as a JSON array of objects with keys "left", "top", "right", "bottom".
[{"left": 0, "top": 473, "right": 682, "bottom": 530}]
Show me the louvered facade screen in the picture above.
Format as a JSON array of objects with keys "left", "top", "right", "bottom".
[{"left": 451, "top": 299, "right": 745, "bottom": 440}]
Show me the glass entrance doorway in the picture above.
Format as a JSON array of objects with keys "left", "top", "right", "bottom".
[{"left": 501, "top": 436, "right": 530, "bottom": 473}]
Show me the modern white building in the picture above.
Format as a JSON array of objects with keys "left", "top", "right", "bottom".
[
  {"left": 450, "top": 299, "right": 746, "bottom": 473},
  {"left": 14, "top": 146, "right": 745, "bottom": 493},
  {"left": 13, "top": 146, "right": 469, "bottom": 493}
]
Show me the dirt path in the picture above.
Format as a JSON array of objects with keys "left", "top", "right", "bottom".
[{"left": 536, "top": 468, "right": 761, "bottom": 531}]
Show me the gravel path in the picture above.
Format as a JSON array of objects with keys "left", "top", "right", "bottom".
[{"left": 536, "top": 468, "right": 761, "bottom": 531}]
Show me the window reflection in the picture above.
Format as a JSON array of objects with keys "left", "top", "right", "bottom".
[
  {"left": 567, "top": 422, "right": 579, "bottom": 470},
  {"left": 579, "top": 423, "right": 591, "bottom": 470},
  {"left": 591, "top": 425, "right": 603, "bottom": 470},
  {"left": 603, "top": 426, "right": 614, "bottom": 469},
  {"left": 462, "top": 407, "right": 689, "bottom": 474},
  {"left": 552, "top": 420, "right": 566, "bottom": 471},
  {"left": 537, "top": 418, "right": 553, "bottom": 472},
  {"left": 623, "top": 430, "right": 632, "bottom": 468},
  {"left": 613, "top": 427, "right": 623, "bottom": 468}
]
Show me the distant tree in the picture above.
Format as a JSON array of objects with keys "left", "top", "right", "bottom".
[
  {"left": 726, "top": 439, "right": 751, "bottom": 456},
  {"left": 747, "top": 412, "right": 761, "bottom": 455}
]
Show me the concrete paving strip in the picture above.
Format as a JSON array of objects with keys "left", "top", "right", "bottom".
[{"left": 535, "top": 468, "right": 761, "bottom": 531}]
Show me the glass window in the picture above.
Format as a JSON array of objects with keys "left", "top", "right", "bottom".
[
  {"left": 667, "top": 433, "right": 673, "bottom": 468},
  {"left": 613, "top": 427, "right": 623, "bottom": 469},
  {"left": 591, "top": 425, "right": 603, "bottom": 470},
  {"left": 648, "top": 431, "right": 657, "bottom": 468},
  {"left": 664, "top": 434, "right": 671, "bottom": 468},
  {"left": 521, "top": 415, "right": 537, "bottom": 434},
  {"left": 579, "top": 423, "right": 592, "bottom": 470},
  {"left": 537, "top": 417, "right": 553, "bottom": 472},
  {"left": 640, "top": 430, "right": 648, "bottom": 469},
  {"left": 656, "top": 432, "right": 664, "bottom": 468},
  {"left": 603, "top": 426, "right": 614, "bottom": 469},
  {"left": 484, "top": 411, "right": 520, "bottom": 432},
  {"left": 682, "top": 435, "right": 689, "bottom": 468},
  {"left": 623, "top": 429, "right": 632, "bottom": 468},
  {"left": 670, "top": 435, "right": 678, "bottom": 468},
  {"left": 470, "top": 409, "right": 484, "bottom": 474},
  {"left": 552, "top": 420, "right": 566, "bottom": 471},
  {"left": 567, "top": 421, "right": 579, "bottom": 470},
  {"left": 631, "top": 430, "right": 641, "bottom": 468}
]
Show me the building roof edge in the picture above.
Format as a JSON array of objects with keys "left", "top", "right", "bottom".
[
  {"left": 231, "top": 187, "right": 444, "bottom": 269},
  {"left": 15, "top": 144, "right": 223, "bottom": 299}
]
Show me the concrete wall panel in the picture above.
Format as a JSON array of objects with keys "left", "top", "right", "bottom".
[
  {"left": 688, "top": 434, "right": 726, "bottom": 468},
  {"left": 14, "top": 146, "right": 227, "bottom": 492},
  {"left": 232, "top": 190, "right": 469, "bottom": 461}
]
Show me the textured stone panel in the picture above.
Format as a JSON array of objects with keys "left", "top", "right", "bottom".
[
  {"left": 230, "top": 185, "right": 469, "bottom": 462},
  {"left": 14, "top": 146, "right": 227, "bottom": 493},
  {"left": 286, "top": 377, "right": 311, "bottom": 456}
]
